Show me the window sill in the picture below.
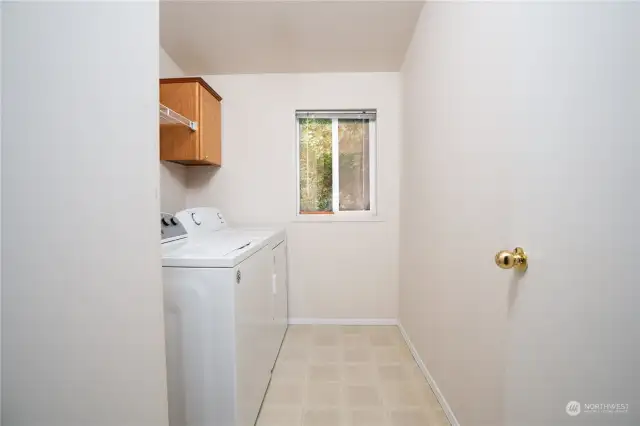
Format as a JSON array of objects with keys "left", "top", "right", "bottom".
[{"left": 293, "top": 213, "right": 385, "bottom": 223}]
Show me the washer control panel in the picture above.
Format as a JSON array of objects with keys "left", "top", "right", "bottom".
[
  {"left": 160, "top": 212, "right": 187, "bottom": 243},
  {"left": 175, "top": 207, "right": 228, "bottom": 235}
]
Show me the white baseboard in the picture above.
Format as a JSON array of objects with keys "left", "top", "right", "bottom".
[
  {"left": 288, "top": 318, "right": 398, "bottom": 326},
  {"left": 398, "top": 322, "right": 460, "bottom": 426}
]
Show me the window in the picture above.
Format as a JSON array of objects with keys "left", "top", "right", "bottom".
[{"left": 296, "top": 110, "right": 377, "bottom": 218}]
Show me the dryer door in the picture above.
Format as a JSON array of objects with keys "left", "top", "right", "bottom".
[
  {"left": 234, "top": 246, "right": 273, "bottom": 426},
  {"left": 273, "top": 241, "right": 288, "bottom": 348}
]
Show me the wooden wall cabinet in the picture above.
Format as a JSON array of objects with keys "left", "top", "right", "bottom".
[{"left": 160, "top": 77, "right": 222, "bottom": 165}]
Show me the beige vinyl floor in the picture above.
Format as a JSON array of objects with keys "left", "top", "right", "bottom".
[{"left": 256, "top": 325, "right": 450, "bottom": 426}]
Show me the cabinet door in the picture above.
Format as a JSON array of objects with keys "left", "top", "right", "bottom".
[
  {"left": 160, "top": 82, "right": 200, "bottom": 161},
  {"left": 198, "top": 85, "right": 222, "bottom": 165}
]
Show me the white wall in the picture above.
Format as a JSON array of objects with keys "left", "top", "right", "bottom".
[
  {"left": 187, "top": 73, "right": 401, "bottom": 321},
  {"left": 400, "top": 4, "right": 512, "bottom": 424},
  {"left": 159, "top": 47, "right": 188, "bottom": 214},
  {"left": 2, "top": 3, "right": 168, "bottom": 425}
]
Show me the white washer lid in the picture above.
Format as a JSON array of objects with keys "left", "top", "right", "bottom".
[
  {"left": 211, "top": 227, "right": 286, "bottom": 249},
  {"left": 161, "top": 234, "right": 260, "bottom": 268}
]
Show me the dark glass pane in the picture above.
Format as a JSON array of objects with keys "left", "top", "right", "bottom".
[{"left": 338, "top": 119, "right": 370, "bottom": 211}]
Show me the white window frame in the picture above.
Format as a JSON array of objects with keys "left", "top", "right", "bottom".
[{"left": 295, "top": 110, "right": 378, "bottom": 222}]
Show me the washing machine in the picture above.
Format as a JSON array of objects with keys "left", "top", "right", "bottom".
[
  {"left": 160, "top": 213, "right": 273, "bottom": 426},
  {"left": 175, "top": 207, "right": 289, "bottom": 369}
]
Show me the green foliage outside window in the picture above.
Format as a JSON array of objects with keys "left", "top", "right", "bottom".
[
  {"left": 299, "top": 119, "right": 333, "bottom": 212},
  {"left": 299, "top": 116, "right": 371, "bottom": 213}
]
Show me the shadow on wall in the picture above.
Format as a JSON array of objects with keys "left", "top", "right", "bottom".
[
  {"left": 507, "top": 272, "right": 525, "bottom": 318},
  {"left": 187, "top": 166, "right": 218, "bottom": 187},
  {"left": 161, "top": 161, "right": 187, "bottom": 181},
  {"left": 185, "top": 166, "right": 219, "bottom": 204}
]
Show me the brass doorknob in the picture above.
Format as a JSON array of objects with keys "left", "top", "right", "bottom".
[{"left": 495, "top": 247, "right": 528, "bottom": 271}]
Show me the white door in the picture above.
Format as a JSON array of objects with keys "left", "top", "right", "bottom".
[{"left": 502, "top": 5, "right": 640, "bottom": 425}]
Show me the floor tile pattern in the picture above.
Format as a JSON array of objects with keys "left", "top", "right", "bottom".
[{"left": 256, "top": 325, "right": 450, "bottom": 426}]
